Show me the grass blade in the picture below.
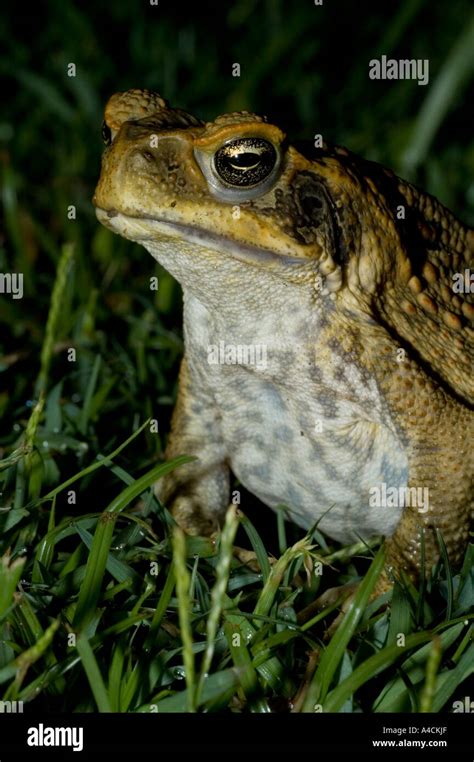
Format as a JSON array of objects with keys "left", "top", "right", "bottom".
[
  {"left": 105, "top": 456, "right": 194, "bottom": 515},
  {"left": 73, "top": 512, "right": 117, "bottom": 631},
  {"left": 79, "top": 354, "right": 102, "bottom": 434},
  {"left": 173, "top": 527, "right": 196, "bottom": 712},
  {"left": 254, "top": 535, "right": 314, "bottom": 622},
  {"left": 302, "top": 546, "right": 385, "bottom": 710},
  {"left": 142, "top": 668, "right": 242, "bottom": 713},
  {"left": 73, "top": 457, "right": 194, "bottom": 629},
  {"left": 145, "top": 563, "right": 176, "bottom": 648},
  {"left": 386, "top": 580, "right": 413, "bottom": 645},
  {"left": 76, "top": 632, "right": 112, "bottom": 712},
  {"left": 37, "top": 418, "right": 154, "bottom": 505},
  {"left": 420, "top": 635, "right": 442, "bottom": 712},
  {"left": 323, "top": 632, "right": 431, "bottom": 712},
  {"left": 0, "top": 620, "right": 59, "bottom": 694},
  {"left": 436, "top": 529, "right": 454, "bottom": 621},
  {"left": 373, "top": 621, "right": 465, "bottom": 712},
  {"left": 35, "top": 243, "right": 74, "bottom": 397},
  {"left": 0, "top": 553, "right": 25, "bottom": 620},
  {"left": 239, "top": 513, "right": 272, "bottom": 581},
  {"left": 196, "top": 506, "right": 240, "bottom": 706},
  {"left": 401, "top": 10, "right": 474, "bottom": 174},
  {"left": 431, "top": 643, "right": 474, "bottom": 712},
  {"left": 224, "top": 621, "right": 270, "bottom": 711}
]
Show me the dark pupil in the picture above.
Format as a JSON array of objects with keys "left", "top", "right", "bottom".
[
  {"left": 214, "top": 139, "right": 276, "bottom": 187},
  {"left": 231, "top": 152, "right": 260, "bottom": 168}
]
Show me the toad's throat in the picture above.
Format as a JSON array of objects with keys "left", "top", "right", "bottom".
[{"left": 94, "top": 207, "right": 311, "bottom": 269}]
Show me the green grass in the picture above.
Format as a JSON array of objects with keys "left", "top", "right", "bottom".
[
  {"left": 1, "top": 0, "right": 473, "bottom": 714},
  {"left": 0, "top": 381, "right": 472, "bottom": 713},
  {"left": 0, "top": 251, "right": 472, "bottom": 712}
]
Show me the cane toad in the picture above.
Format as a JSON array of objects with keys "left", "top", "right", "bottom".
[{"left": 93, "top": 89, "right": 474, "bottom": 588}]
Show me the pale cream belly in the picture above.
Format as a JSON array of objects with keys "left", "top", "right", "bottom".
[{"left": 215, "top": 372, "right": 409, "bottom": 544}]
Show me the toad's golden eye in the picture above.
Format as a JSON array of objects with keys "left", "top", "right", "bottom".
[
  {"left": 213, "top": 138, "right": 277, "bottom": 187},
  {"left": 101, "top": 121, "right": 112, "bottom": 146}
]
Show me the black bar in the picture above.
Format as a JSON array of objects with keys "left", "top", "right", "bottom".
[{"left": 0, "top": 712, "right": 472, "bottom": 759}]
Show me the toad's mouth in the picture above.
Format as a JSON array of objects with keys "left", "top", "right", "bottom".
[{"left": 94, "top": 207, "right": 311, "bottom": 269}]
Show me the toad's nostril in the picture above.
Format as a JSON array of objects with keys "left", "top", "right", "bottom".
[{"left": 141, "top": 150, "right": 155, "bottom": 162}]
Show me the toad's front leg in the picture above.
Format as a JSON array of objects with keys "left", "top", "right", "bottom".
[{"left": 155, "top": 356, "right": 230, "bottom": 535}]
